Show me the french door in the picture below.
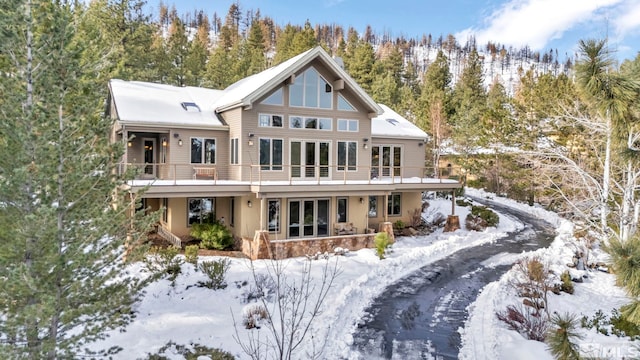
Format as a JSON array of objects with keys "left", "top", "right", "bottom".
[
  {"left": 143, "top": 138, "right": 156, "bottom": 176},
  {"left": 371, "top": 145, "right": 401, "bottom": 178},
  {"left": 291, "top": 141, "right": 330, "bottom": 179},
  {"left": 288, "top": 199, "right": 329, "bottom": 238}
]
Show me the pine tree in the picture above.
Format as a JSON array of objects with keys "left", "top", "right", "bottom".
[
  {"left": 0, "top": 1, "right": 157, "bottom": 357},
  {"left": 449, "top": 47, "right": 487, "bottom": 177}
]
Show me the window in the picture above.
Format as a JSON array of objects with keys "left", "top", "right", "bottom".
[
  {"left": 260, "top": 138, "right": 283, "bottom": 170},
  {"left": 181, "top": 102, "right": 201, "bottom": 112},
  {"left": 291, "top": 140, "right": 329, "bottom": 178},
  {"left": 387, "top": 193, "right": 401, "bottom": 216},
  {"left": 289, "top": 67, "right": 332, "bottom": 109},
  {"left": 337, "top": 197, "right": 347, "bottom": 223},
  {"left": 259, "top": 114, "right": 283, "bottom": 127},
  {"left": 268, "top": 199, "right": 280, "bottom": 232},
  {"left": 191, "top": 138, "right": 216, "bottom": 164},
  {"left": 337, "top": 119, "right": 358, "bottom": 132},
  {"left": 230, "top": 138, "right": 239, "bottom": 164},
  {"left": 337, "top": 94, "right": 356, "bottom": 111},
  {"left": 162, "top": 198, "right": 168, "bottom": 223},
  {"left": 337, "top": 141, "right": 357, "bottom": 171},
  {"left": 230, "top": 198, "right": 235, "bottom": 227},
  {"left": 368, "top": 196, "right": 377, "bottom": 217},
  {"left": 188, "top": 198, "right": 215, "bottom": 225},
  {"left": 261, "top": 88, "right": 283, "bottom": 105},
  {"left": 289, "top": 116, "right": 331, "bottom": 130},
  {"left": 371, "top": 145, "right": 402, "bottom": 178}
]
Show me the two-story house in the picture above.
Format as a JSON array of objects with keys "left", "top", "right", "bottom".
[{"left": 107, "top": 46, "right": 461, "bottom": 259}]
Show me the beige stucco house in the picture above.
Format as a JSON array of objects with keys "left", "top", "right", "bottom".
[{"left": 107, "top": 46, "right": 461, "bottom": 258}]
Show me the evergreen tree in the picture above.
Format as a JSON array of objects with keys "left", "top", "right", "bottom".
[
  {"left": 0, "top": 1, "right": 156, "bottom": 357},
  {"left": 184, "top": 17, "right": 210, "bottom": 86},
  {"left": 346, "top": 40, "right": 376, "bottom": 93},
  {"left": 449, "top": 47, "right": 487, "bottom": 178},
  {"left": 166, "top": 16, "right": 189, "bottom": 86},
  {"left": 420, "top": 50, "right": 453, "bottom": 174}
]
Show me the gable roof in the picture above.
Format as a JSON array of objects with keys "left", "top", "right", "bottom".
[
  {"left": 372, "top": 104, "right": 429, "bottom": 141},
  {"left": 212, "top": 46, "right": 383, "bottom": 115},
  {"left": 108, "top": 79, "right": 226, "bottom": 128}
]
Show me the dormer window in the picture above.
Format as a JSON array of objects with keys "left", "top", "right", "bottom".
[{"left": 181, "top": 102, "right": 201, "bottom": 112}]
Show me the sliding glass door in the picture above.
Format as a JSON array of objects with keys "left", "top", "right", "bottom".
[{"left": 288, "top": 199, "right": 329, "bottom": 238}]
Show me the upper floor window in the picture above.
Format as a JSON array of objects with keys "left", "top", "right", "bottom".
[
  {"left": 230, "top": 138, "right": 239, "bottom": 164},
  {"left": 191, "top": 138, "right": 216, "bottom": 164},
  {"left": 260, "top": 138, "right": 283, "bottom": 171},
  {"left": 337, "top": 94, "right": 356, "bottom": 111},
  {"left": 259, "top": 114, "right": 283, "bottom": 127},
  {"left": 261, "top": 88, "right": 283, "bottom": 106},
  {"left": 289, "top": 67, "right": 332, "bottom": 109},
  {"left": 337, "top": 141, "right": 357, "bottom": 171},
  {"left": 337, "top": 119, "right": 358, "bottom": 132},
  {"left": 289, "top": 116, "right": 331, "bottom": 130}
]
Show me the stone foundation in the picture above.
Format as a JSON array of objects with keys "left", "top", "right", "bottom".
[{"left": 242, "top": 222, "right": 395, "bottom": 260}]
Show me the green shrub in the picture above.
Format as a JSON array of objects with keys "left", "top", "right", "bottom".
[
  {"left": 393, "top": 220, "right": 405, "bottom": 229},
  {"left": 611, "top": 307, "right": 640, "bottom": 338},
  {"left": 144, "top": 246, "right": 183, "bottom": 283},
  {"left": 191, "top": 221, "right": 234, "bottom": 250},
  {"left": 546, "top": 312, "right": 583, "bottom": 360},
  {"left": 185, "top": 244, "right": 199, "bottom": 266},
  {"left": 456, "top": 198, "right": 472, "bottom": 207},
  {"left": 198, "top": 258, "right": 231, "bottom": 289},
  {"left": 471, "top": 205, "right": 499, "bottom": 227},
  {"left": 145, "top": 341, "right": 234, "bottom": 359},
  {"left": 560, "top": 270, "right": 574, "bottom": 294},
  {"left": 374, "top": 232, "right": 391, "bottom": 260}
]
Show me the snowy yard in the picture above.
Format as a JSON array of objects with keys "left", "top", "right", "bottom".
[{"left": 94, "top": 189, "right": 636, "bottom": 359}]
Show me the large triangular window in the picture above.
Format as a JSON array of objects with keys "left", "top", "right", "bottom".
[{"left": 289, "top": 67, "right": 332, "bottom": 109}]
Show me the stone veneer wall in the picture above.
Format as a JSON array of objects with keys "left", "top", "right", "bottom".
[{"left": 242, "top": 222, "right": 395, "bottom": 260}]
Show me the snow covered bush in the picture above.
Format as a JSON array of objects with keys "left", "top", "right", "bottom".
[
  {"left": 240, "top": 273, "right": 276, "bottom": 303},
  {"left": 243, "top": 304, "right": 268, "bottom": 329},
  {"left": 465, "top": 205, "right": 500, "bottom": 231},
  {"left": 197, "top": 258, "right": 231, "bottom": 289},
  {"left": 184, "top": 244, "right": 199, "bottom": 266},
  {"left": 144, "top": 246, "right": 183, "bottom": 284}
]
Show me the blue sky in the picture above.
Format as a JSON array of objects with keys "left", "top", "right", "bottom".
[{"left": 159, "top": 0, "right": 640, "bottom": 62}]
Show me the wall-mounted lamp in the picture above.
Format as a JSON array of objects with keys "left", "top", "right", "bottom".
[
  {"left": 247, "top": 200, "right": 253, "bottom": 208},
  {"left": 162, "top": 137, "right": 167, "bottom": 147},
  {"left": 363, "top": 138, "right": 369, "bottom": 149},
  {"left": 359, "top": 197, "right": 364, "bottom": 204},
  {"left": 248, "top": 133, "right": 255, "bottom": 146},
  {"left": 127, "top": 140, "right": 132, "bottom": 147},
  {"left": 178, "top": 139, "right": 183, "bottom": 146}
]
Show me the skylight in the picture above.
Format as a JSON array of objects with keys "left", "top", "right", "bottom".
[
  {"left": 181, "top": 102, "right": 201, "bottom": 112},
  {"left": 386, "top": 118, "right": 399, "bottom": 126}
]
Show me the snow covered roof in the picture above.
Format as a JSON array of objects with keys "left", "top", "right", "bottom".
[
  {"left": 213, "top": 46, "right": 382, "bottom": 115},
  {"left": 372, "top": 104, "right": 428, "bottom": 141},
  {"left": 109, "top": 80, "right": 226, "bottom": 128}
]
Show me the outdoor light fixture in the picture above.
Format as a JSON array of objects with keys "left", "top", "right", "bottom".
[
  {"left": 248, "top": 133, "right": 255, "bottom": 146},
  {"left": 162, "top": 137, "right": 167, "bottom": 147},
  {"left": 359, "top": 197, "right": 364, "bottom": 204},
  {"left": 247, "top": 200, "right": 253, "bottom": 208},
  {"left": 178, "top": 139, "right": 183, "bottom": 146},
  {"left": 127, "top": 141, "right": 132, "bottom": 147},
  {"left": 363, "top": 138, "right": 369, "bottom": 149}
]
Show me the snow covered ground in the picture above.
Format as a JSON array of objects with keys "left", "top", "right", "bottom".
[{"left": 95, "top": 188, "right": 635, "bottom": 359}]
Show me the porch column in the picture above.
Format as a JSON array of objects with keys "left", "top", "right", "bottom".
[
  {"left": 384, "top": 193, "right": 389, "bottom": 222},
  {"left": 259, "top": 197, "right": 266, "bottom": 231},
  {"left": 451, "top": 190, "right": 456, "bottom": 215}
]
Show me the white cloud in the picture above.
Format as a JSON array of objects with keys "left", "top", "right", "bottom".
[
  {"left": 614, "top": 1, "right": 640, "bottom": 37},
  {"left": 456, "top": 0, "right": 625, "bottom": 50}
]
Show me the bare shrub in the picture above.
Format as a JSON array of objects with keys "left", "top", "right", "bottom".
[
  {"left": 197, "top": 258, "right": 231, "bottom": 290},
  {"left": 496, "top": 304, "right": 550, "bottom": 342},
  {"left": 407, "top": 208, "right": 423, "bottom": 228},
  {"left": 243, "top": 304, "right": 268, "bottom": 329},
  {"left": 510, "top": 256, "right": 555, "bottom": 318},
  {"left": 233, "top": 258, "right": 341, "bottom": 360}
]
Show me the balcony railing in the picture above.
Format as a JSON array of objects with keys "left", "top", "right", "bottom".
[{"left": 118, "top": 163, "right": 463, "bottom": 186}]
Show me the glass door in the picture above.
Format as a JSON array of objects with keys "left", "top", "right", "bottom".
[
  {"left": 291, "top": 141, "right": 330, "bottom": 179},
  {"left": 143, "top": 138, "right": 156, "bottom": 176},
  {"left": 288, "top": 199, "right": 330, "bottom": 238}
]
